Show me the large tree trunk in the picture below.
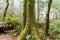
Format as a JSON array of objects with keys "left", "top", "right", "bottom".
[
  {"left": 17, "top": 0, "right": 40, "bottom": 40},
  {"left": 45, "top": 0, "right": 52, "bottom": 36},
  {"left": 22, "top": 0, "right": 27, "bottom": 31},
  {"left": 27, "top": 0, "right": 40, "bottom": 40},
  {"left": 3, "top": 0, "right": 9, "bottom": 21}
]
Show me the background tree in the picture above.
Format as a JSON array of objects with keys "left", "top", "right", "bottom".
[
  {"left": 45, "top": 0, "right": 52, "bottom": 36},
  {"left": 3, "top": 0, "right": 9, "bottom": 21}
]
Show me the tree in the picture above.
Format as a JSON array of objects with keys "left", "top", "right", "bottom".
[
  {"left": 45, "top": 0, "right": 52, "bottom": 36},
  {"left": 17, "top": 0, "right": 28, "bottom": 40},
  {"left": 17, "top": 0, "right": 40, "bottom": 40},
  {"left": 27, "top": 0, "right": 40, "bottom": 40},
  {"left": 3, "top": 0, "right": 9, "bottom": 21},
  {"left": 22, "top": 0, "right": 27, "bottom": 31}
]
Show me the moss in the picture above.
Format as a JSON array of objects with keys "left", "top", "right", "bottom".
[
  {"left": 17, "top": 0, "right": 40, "bottom": 40},
  {"left": 17, "top": 0, "right": 29, "bottom": 40},
  {"left": 27, "top": 0, "right": 40, "bottom": 40},
  {"left": 17, "top": 26, "right": 29, "bottom": 40},
  {"left": 31, "top": 26, "right": 40, "bottom": 40},
  {"left": 22, "top": 0, "right": 27, "bottom": 30}
]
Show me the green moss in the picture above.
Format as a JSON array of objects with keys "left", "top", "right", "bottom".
[
  {"left": 27, "top": 0, "right": 40, "bottom": 40},
  {"left": 22, "top": 0, "right": 27, "bottom": 30},
  {"left": 17, "top": 0, "right": 40, "bottom": 40},
  {"left": 31, "top": 26, "right": 40, "bottom": 40},
  {"left": 17, "top": 26, "right": 29, "bottom": 40}
]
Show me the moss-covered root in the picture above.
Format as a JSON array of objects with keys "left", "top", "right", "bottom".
[
  {"left": 17, "top": 26, "right": 29, "bottom": 40},
  {"left": 31, "top": 27, "right": 40, "bottom": 40}
]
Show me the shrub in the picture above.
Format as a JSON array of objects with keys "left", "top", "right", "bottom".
[
  {"left": 4, "top": 17, "right": 21, "bottom": 33},
  {"left": 49, "top": 19, "right": 60, "bottom": 38}
]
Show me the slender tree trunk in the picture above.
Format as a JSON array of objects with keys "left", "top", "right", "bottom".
[
  {"left": 45, "top": 0, "right": 52, "bottom": 36},
  {"left": 3, "top": 0, "right": 9, "bottom": 21},
  {"left": 22, "top": 0, "right": 27, "bottom": 31},
  {"left": 17, "top": 0, "right": 28, "bottom": 40}
]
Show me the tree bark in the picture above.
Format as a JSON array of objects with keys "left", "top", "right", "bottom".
[
  {"left": 17, "top": 0, "right": 28, "bottom": 40},
  {"left": 22, "top": 0, "right": 27, "bottom": 31},
  {"left": 27, "top": 0, "right": 40, "bottom": 40},
  {"left": 17, "top": 0, "right": 40, "bottom": 40},
  {"left": 45, "top": 0, "right": 52, "bottom": 36}
]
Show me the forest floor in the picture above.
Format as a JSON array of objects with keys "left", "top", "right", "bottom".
[
  {"left": 0, "top": 33, "right": 12, "bottom": 40},
  {"left": 0, "top": 32, "right": 17, "bottom": 40}
]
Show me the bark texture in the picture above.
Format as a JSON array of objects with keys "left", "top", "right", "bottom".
[
  {"left": 17, "top": 0, "right": 40, "bottom": 40},
  {"left": 22, "top": 0, "right": 27, "bottom": 30}
]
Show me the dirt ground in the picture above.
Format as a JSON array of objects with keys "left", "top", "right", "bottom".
[{"left": 0, "top": 33, "right": 13, "bottom": 40}]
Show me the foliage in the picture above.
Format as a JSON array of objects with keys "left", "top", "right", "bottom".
[
  {"left": 6, "top": 17, "right": 18, "bottom": 27},
  {"left": 50, "top": 19, "right": 60, "bottom": 33},
  {"left": 52, "top": 0, "right": 60, "bottom": 9},
  {"left": 4, "top": 17, "right": 21, "bottom": 33},
  {"left": 50, "top": 19, "right": 60, "bottom": 38},
  {"left": 26, "top": 34, "right": 31, "bottom": 40}
]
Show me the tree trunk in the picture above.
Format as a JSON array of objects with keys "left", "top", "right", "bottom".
[
  {"left": 22, "top": 0, "right": 27, "bottom": 31},
  {"left": 3, "top": 0, "right": 9, "bottom": 21},
  {"left": 17, "top": 0, "right": 40, "bottom": 40},
  {"left": 17, "top": 26, "right": 29, "bottom": 40},
  {"left": 17, "top": 0, "right": 28, "bottom": 40},
  {"left": 45, "top": 0, "right": 52, "bottom": 36},
  {"left": 27, "top": 0, "right": 40, "bottom": 40}
]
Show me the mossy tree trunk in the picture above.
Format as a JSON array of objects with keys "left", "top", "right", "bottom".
[
  {"left": 3, "top": 0, "right": 9, "bottom": 21},
  {"left": 17, "top": 0, "right": 28, "bottom": 40},
  {"left": 45, "top": 0, "right": 52, "bottom": 36},
  {"left": 27, "top": 0, "right": 40, "bottom": 40},
  {"left": 22, "top": 0, "right": 27, "bottom": 31},
  {"left": 17, "top": 0, "right": 40, "bottom": 40}
]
